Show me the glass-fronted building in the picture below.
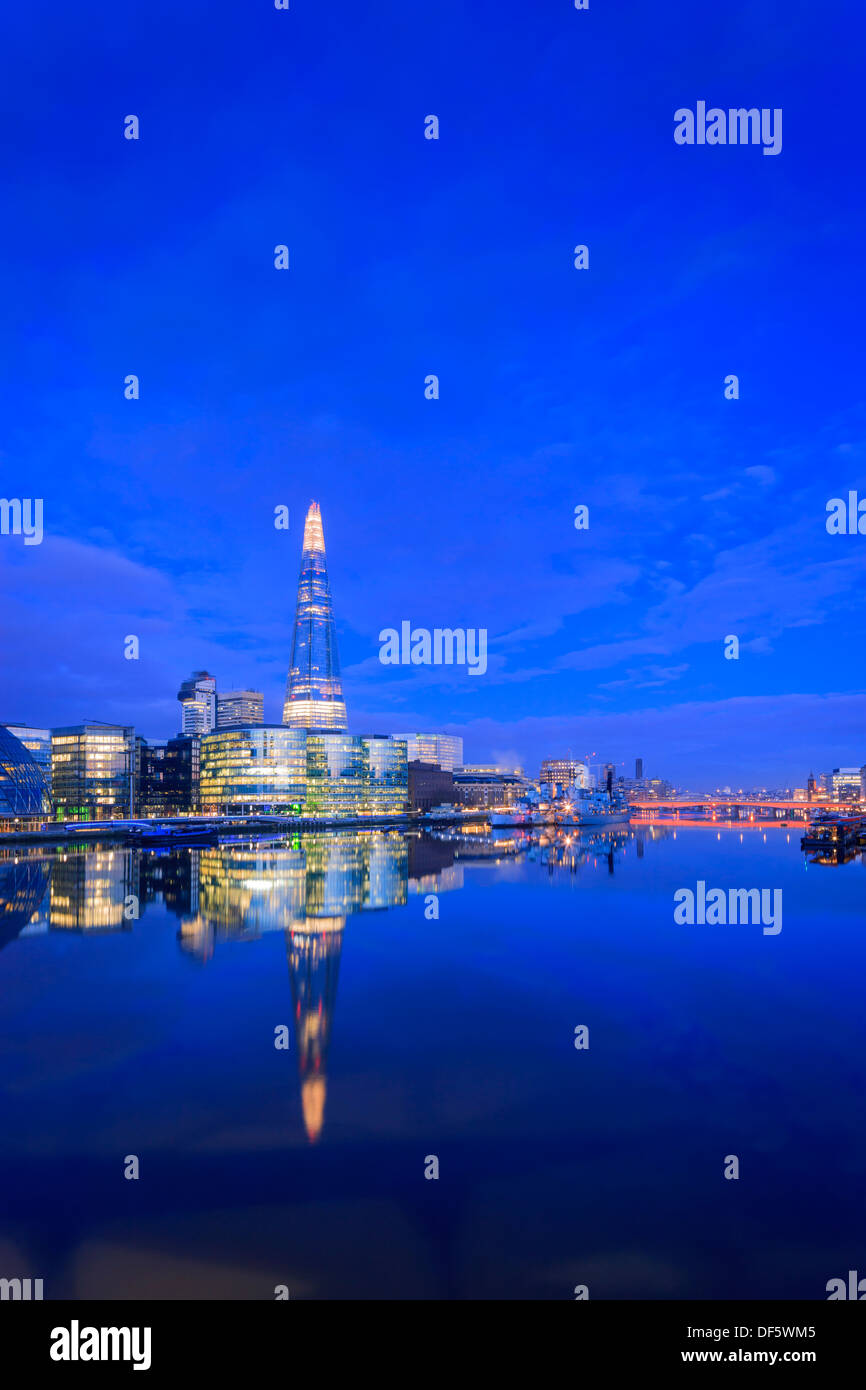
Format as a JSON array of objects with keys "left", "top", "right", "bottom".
[
  {"left": 0, "top": 726, "right": 52, "bottom": 828},
  {"left": 199, "top": 728, "right": 408, "bottom": 819},
  {"left": 2, "top": 724, "right": 52, "bottom": 788},
  {"left": 50, "top": 724, "right": 135, "bottom": 821},
  {"left": 199, "top": 725, "right": 307, "bottom": 814},
  {"left": 305, "top": 734, "right": 368, "bottom": 817},
  {"left": 363, "top": 736, "right": 408, "bottom": 815}
]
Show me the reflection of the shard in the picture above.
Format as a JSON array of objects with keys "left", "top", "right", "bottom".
[
  {"left": 176, "top": 832, "right": 409, "bottom": 954},
  {"left": 285, "top": 916, "right": 344, "bottom": 1143}
]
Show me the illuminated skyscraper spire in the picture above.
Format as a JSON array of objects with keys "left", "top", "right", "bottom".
[{"left": 283, "top": 502, "right": 348, "bottom": 731}]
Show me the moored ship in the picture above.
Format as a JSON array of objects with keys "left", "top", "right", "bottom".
[{"left": 554, "top": 787, "right": 631, "bottom": 828}]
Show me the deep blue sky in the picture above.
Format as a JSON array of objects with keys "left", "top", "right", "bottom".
[{"left": 1, "top": 0, "right": 864, "bottom": 786}]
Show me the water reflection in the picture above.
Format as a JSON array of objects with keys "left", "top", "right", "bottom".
[
  {"left": 0, "top": 857, "right": 51, "bottom": 950},
  {"left": 0, "top": 825, "right": 669, "bottom": 947},
  {"left": 0, "top": 824, "right": 749, "bottom": 1146}
]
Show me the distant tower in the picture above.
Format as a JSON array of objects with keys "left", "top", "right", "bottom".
[
  {"left": 807, "top": 771, "right": 816, "bottom": 803},
  {"left": 283, "top": 502, "right": 348, "bottom": 731},
  {"left": 635, "top": 757, "right": 643, "bottom": 780},
  {"left": 178, "top": 671, "right": 216, "bottom": 735}
]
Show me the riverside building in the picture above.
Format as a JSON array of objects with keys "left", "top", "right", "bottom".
[
  {"left": 50, "top": 724, "right": 135, "bottom": 820},
  {"left": 199, "top": 726, "right": 308, "bottom": 814},
  {"left": 0, "top": 726, "right": 52, "bottom": 831},
  {"left": 199, "top": 727, "right": 408, "bottom": 818},
  {"left": 2, "top": 724, "right": 52, "bottom": 788}
]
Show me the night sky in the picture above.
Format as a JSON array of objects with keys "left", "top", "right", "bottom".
[{"left": 1, "top": 0, "right": 864, "bottom": 786}]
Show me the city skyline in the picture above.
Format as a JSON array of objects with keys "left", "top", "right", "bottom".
[{"left": 2, "top": 489, "right": 862, "bottom": 790}]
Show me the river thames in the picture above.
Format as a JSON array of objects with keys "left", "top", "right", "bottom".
[{"left": 0, "top": 824, "right": 863, "bottom": 1300}]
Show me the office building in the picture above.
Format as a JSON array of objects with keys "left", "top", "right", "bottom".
[
  {"left": 829, "top": 767, "right": 862, "bottom": 802},
  {"left": 452, "top": 765, "right": 530, "bottom": 809},
  {"left": 138, "top": 739, "right": 168, "bottom": 816},
  {"left": 200, "top": 725, "right": 307, "bottom": 814},
  {"left": 540, "top": 758, "right": 590, "bottom": 791},
  {"left": 635, "top": 757, "right": 644, "bottom": 780},
  {"left": 363, "top": 736, "right": 409, "bottom": 815},
  {"left": 283, "top": 502, "right": 348, "bottom": 732},
  {"left": 50, "top": 724, "right": 135, "bottom": 820},
  {"left": 305, "top": 734, "right": 368, "bottom": 817},
  {"left": 217, "top": 690, "right": 264, "bottom": 728}
]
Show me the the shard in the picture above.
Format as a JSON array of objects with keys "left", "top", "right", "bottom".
[{"left": 282, "top": 502, "right": 349, "bottom": 731}]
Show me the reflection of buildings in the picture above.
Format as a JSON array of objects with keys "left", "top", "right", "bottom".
[
  {"left": 48, "top": 849, "right": 138, "bottom": 931},
  {"left": 174, "top": 832, "right": 410, "bottom": 1142},
  {"left": 523, "top": 825, "right": 645, "bottom": 875},
  {"left": 0, "top": 855, "right": 51, "bottom": 950},
  {"left": 172, "top": 832, "right": 408, "bottom": 942}
]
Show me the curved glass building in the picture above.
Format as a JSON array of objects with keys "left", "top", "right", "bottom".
[{"left": 0, "top": 726, "right": 52, "bottom": 822}]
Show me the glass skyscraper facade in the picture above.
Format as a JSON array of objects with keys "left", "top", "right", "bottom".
[
  {"left": 283, "top": 503, "right": 348, "bottom": 732},
  {"left": 195, "top": 508, "right": 409, "bottom": 818},
  {"left": 305, "top": 734, "right": 368, "bottom": 817},
  {"left": 364, "top": 736, "right": 409, "bottom": 815},
  {"left": 199, "top": 726, "right": 307, "bottom": 813},
  {"left": 199, "top": 728, "right": 408, "bottom": 818}
]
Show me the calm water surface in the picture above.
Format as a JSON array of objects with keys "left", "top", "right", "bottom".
[{"left": 1, "top": 824, "right": 863, "bottom": 1299}]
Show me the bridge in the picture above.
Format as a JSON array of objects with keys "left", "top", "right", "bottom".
[{"left": 629, "top": 799, "right": 851, "bottom": 819}]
